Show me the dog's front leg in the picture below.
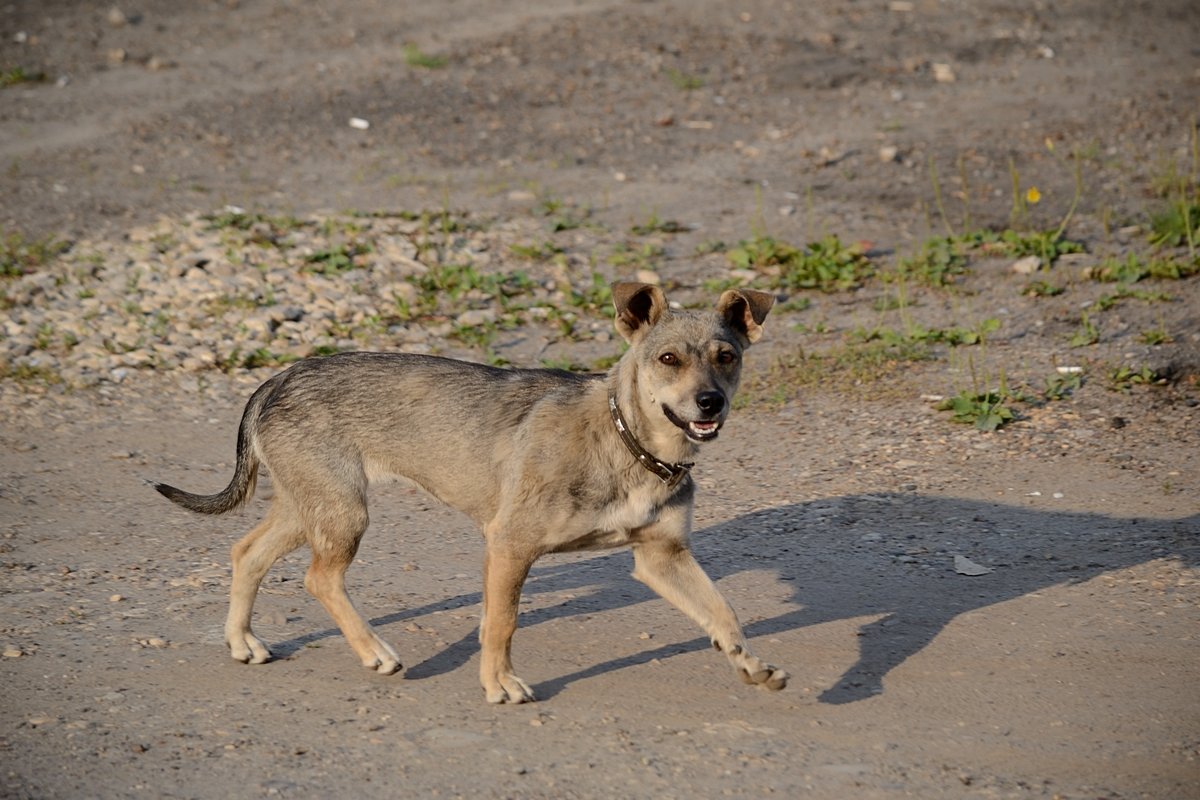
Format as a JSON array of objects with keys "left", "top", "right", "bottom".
[
  {"left": 479, "top": 546, "right": 536, "bottom": 704},
  {"left": 631, "top": 530, "right": 788, "bottom": 692}
]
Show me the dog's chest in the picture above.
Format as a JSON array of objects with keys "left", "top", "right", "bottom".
[
  {"left": 599, "top": 482, "right": 666, "bottom": 532},
  {"left": 549, "top": 483, "right": 666, "bottom": 553}
]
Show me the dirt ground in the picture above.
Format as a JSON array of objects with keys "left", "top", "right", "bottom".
[{"left": 2, "top": 1, "right": 1199, "bottom": 798}]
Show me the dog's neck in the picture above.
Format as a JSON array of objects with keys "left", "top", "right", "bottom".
[{"left": 604, "top": 362, "right": 699, "bottom": 475}]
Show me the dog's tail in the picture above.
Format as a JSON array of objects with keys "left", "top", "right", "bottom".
[{"left": 149, "top": 380, "right": 272, "bottom": 515}]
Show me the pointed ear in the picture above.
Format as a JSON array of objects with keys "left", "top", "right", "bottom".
[
  {"left": 716, "top": 288, "right": 775, "bottom": 344},
  {"left": 612, "top": 282, "right": 668, "bottom": 342}
]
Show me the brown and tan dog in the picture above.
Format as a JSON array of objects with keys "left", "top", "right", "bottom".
[{"left": 153, "top": 282, "right": 788, "bottom": 703}]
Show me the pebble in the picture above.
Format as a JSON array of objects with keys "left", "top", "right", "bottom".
[
  {"left": 932, "top": 63, "right": 957, "bottom": 83},
  {"left": 1011, "top": 255, "right": 1041, "bottom": 275}
]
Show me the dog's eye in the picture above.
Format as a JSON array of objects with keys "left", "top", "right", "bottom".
[
  {"left": 659, "top": 352, "right": 679, "bottom": 366},
  {"left": 716, "top": 351, "right": 738, "bottom": 366}
]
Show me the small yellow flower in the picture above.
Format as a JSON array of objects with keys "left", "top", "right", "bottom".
[{"left": 1026, "top": 187, "right": 1042, "bottom": 205}]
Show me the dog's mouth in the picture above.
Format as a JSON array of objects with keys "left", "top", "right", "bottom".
[{"left": 663, "top": 405, "right": 723, "bottom": 442}]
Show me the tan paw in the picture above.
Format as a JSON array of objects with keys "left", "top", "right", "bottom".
[
  {"left": 227, "top": 631, "right": 272, "bottom": 664},
  {"left": 483, "top": 672, "right": 536, "bottom": 704},
  {"left": 360, "top": 636, "right": 402, "bottom": 675},
  {"left": 739, "top": 664, "right": 790, "bottom": 691}
]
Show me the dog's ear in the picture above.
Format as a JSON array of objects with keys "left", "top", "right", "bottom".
[
  {"left": 716, "top": 288, "right": 775, "bottom": 344},
  {"left": 612, "top": 282, "right": 668, "bottom": 342}
]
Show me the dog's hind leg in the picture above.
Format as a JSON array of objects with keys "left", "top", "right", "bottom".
[
  {"left": 298, "top": 483, "right": 402, "bottom": 675},
  {"left": 478, "top": 546, "right": 536, "bottom": 704},
  {"left": 631, "top": 532, "right": 789, "bottom": 692},
  {"left": 226, "top": 502, "right": 305, "bottom": 664}
]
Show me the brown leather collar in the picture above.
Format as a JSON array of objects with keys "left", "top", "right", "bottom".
[{"left": 608, "top": 395, "right": 693, "bottom": 490}]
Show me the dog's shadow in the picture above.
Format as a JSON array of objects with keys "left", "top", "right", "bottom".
[{"left": 272, "top": 494, "right": 1198, "bottom": 704}]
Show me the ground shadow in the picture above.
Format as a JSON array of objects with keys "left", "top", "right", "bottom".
[{"left": 272, "top": 494, "right": 1197, "bottom": 703}]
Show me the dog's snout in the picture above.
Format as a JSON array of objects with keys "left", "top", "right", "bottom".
[{"left": 696, "top": 391, "right": 725, "bottom": 416}]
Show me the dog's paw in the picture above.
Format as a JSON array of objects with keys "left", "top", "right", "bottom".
[
  {"left": 483, "top": 672, "right": 536, "bottom": 704},
  {"left": 738, "top": 664, "right": 789, "bottom": 691},
  {"left": 227, "top": 631, "right": 272, "bottom": 664},
  {"left": 360, "top": 636, "right": 402, "bottom": 675},
  {"left": 723, "top": 645, "right": 789, "bottom": 692}
]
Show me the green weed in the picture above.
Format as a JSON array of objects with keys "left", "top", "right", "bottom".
[
  {"left": 1094, "top": 286, "right": 1172, "bottom": 311},
  {"left": 665, "top": 68, "right": 704, "bottom": 91},
  {"left": 404, "top": 44, "right": 447, "bottom": 69},
  {"left": 1023, "top": 280, "right": 1065, "bottom": 297},
  {"left": 1148, "top": 202, "right": 1199, "bottom": 248},
  {"left": 1, "top": 232, "right": 70, "bottom": 277},
  {"left": 1108, "top": 365, "right": 1164, "bottom": 391},
  {"left": 631, "top": 213, "right": 688, "bottom": 236},
  {"left": 449, "top": 321, "right": 497, "bottom": 350},
  {"left": 853, "top": 318, "right": 999, "bottom": 349},
  {"left": 894, "top": 235, "right": 970, "bottom": 287},
  {"left": 1042, "top": 372, "right": 1082, "bottom": 401},
  {"left": 567, "top": 272, "right": 613, "bottom": 312},
  {"left": 1138, "top": 325, "right": 1173, "bottom": 345},
  {"left": 1088, "top": 253, "right": 1200, "bottom": 283},
  {"left": 536, "top": 199, "right": 592, "bottom": 232},
  {"left": 937, "top": 389, "right": 1017, "bottom": 431},
  {"left": 1068, "top": 312, "right": 1100, "bottom": 348},
  {"left": 728, "top": 234, "right": 871, "bottom": 292},
  {"left": 0, "top": 66, "right": 45, "bottom": 87},
  {"left": 609, "top": 242, "right": 665, "bottom": 271},
  {"left": 540, "top": 357, "right": 592, "bottom": 373},
  {"left": 304, "top": 242, "right": 371, "bottom": 274},
  {"left": 510, "top": 240, "right": 563, "bottom": 261}
]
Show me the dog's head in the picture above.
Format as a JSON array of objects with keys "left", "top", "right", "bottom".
[{"left": 612, "top": 282, "right": 774, "bottom": 443}]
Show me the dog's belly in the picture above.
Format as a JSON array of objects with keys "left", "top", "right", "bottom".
[{"left": 549, "top": 528, "right": 634, "bottom": 553}]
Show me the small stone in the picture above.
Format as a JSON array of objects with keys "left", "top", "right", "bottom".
[
  {"left": 878, "top": 145, "right": 899, "bottom": 163},
  {"left": 146, "top": 637, "right": 168, "bottom": 648},
  {"left": 3, "top": 646, "right": 23, "bottom": 658},
  {"left": 932, "top": 63, "right": 956, "bottom": 83},
  {"left": 107, "top": 47, "right": 127, "bottom": 64},
  {"left": 107, "top": 7, "right": 128, "bottom": 27},
  {"left": 634, "top": 269, "right": 660, "bottom": 285},
  {"left": 638, "top": 632, "right": 652, "bottom": 640},
  {"left": 109, "top": 594, "right": 124, "bottom": 602},
  {"left": 1011, "top": 255, "right": 1041, "bottom": 275},
  {"left": 348, "top": 117, "right": 370, "bottom": 130},
  {"left": 954, "top": 555, "right": 993, "bottom": 576},
  {"left": 456, "top": 308, "right": 496, "bottom": 328}
]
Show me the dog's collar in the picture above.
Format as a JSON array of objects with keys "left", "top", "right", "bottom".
[{"left": 608, "top": 395, "right": 693, "bottom": 490}]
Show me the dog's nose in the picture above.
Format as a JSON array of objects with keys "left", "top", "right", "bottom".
[{"left": 696, "top": 391, "right": 725, "bottom": 416}]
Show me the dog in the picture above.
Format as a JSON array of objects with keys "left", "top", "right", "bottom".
[{"left": 152, "top": 282, "right": 788, "bottom": 703}]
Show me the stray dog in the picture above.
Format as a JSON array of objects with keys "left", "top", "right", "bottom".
[{"left": 152, "top": 282, "right": 788, "bottom": 703}]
